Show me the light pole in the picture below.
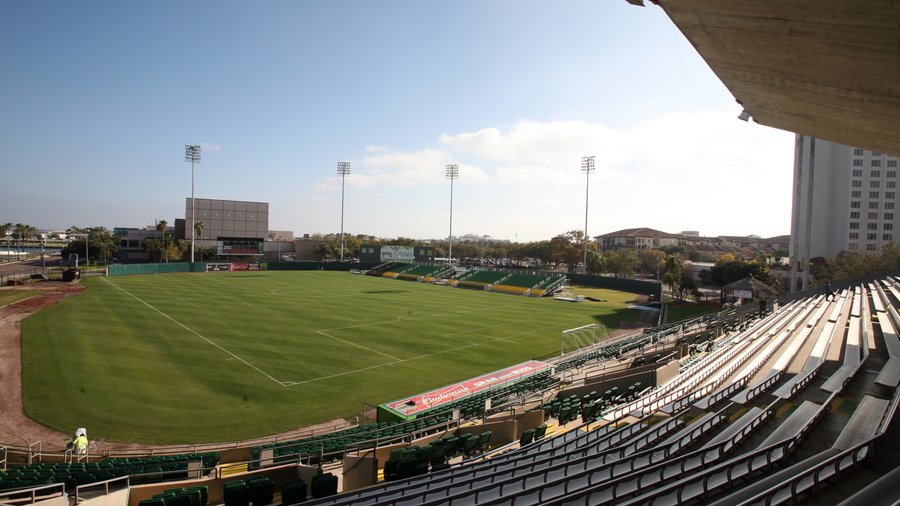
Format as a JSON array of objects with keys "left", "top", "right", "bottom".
[
  {"left": 446, "top": 164, "right": 459, "bottom": 267},
  {"left": 581, "top": 155, "right": 595, "bottom": 271},
  {"left": 185, "top": 145, "right": 202, "bottom": 263},
  {"left": 337, "top": 161, "right": 351, "bottom": 262}
]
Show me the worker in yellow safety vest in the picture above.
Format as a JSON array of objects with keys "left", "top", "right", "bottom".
[{"left": 73, "top": 433, "right": 88, "bottom": 455}]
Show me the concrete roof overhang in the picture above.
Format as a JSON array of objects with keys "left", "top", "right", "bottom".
[{"left": 631, "top": 0, "right": 900, "bottom": 155}]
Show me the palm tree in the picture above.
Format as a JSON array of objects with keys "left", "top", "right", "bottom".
[
  {"left": 194, "top": 221, "right": 205, "bottom": 261},
  {"left": 157, "top": 220, "right": 168, "bottom": 263},
  {"left": 1, "top": 223, "right": 11, "bottom": 258}
]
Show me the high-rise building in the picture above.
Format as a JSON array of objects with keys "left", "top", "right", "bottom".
[{"left": 789, "top": 135, "right": 899, "bottom": 291}]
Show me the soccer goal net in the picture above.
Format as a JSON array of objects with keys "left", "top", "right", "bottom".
[{"left": 560, "top": 323, "right": 609, "bottom": 355}]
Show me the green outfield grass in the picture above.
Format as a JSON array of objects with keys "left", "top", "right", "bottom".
[{"left": 22, "top": 271, "right": 648, "bottom": 444}]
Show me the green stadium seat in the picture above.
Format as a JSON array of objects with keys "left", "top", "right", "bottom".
[
  {"left": 310, "top": 473, "right": 338, "bottom": 499},
  {"left": 247, "top": 476, "right": 273, "bottom": 506},
  {"left": 223, "top": 480, "right": 250, "bottom": 506},
  {"left": 519, "top": 428, "right": 535, "bottom": 446},
  {"left": 187, "top": 486, "right": 209, "bottom": 506},
  {"left": 477, "top": 431, "right": 492, "bottom": 451},
  {"left": 280, "top": 478, "right": 307, "bottom": 505},
  {"left": 428, "top": 442, "right": 447, "bottom": 465},
  {"left": 383, "top": 459, "right": 401, "bottom": 481},
  {"left": 164, "top": 494, "right": 192, "bottom": 506}
]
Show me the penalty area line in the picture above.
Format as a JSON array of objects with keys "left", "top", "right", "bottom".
[{"left": 100, "top": 277, "right": 287, "bottom": 387}]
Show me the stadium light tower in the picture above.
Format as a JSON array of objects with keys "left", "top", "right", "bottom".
[
  {"left": 185, "top": 145, "right": 202, "bottom": 263},
  {"left": 581, "top": 155, "right": 596, "bottom": 270},
  {"left": 337, "top": 161, "right": 351, "bottom": 262},
  {"left": 446, "top": 164, "right": 459, "bottom": 267}
]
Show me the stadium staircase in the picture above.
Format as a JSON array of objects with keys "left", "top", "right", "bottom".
[
  {"left": 392, "top": 264, "right": 450, "bottom": 282},
  {"left": 365, "top": 262, "right": 406, "bottom": 278},
  {"left": 491, "top": 273, "right": 559, "bottom": 297}
]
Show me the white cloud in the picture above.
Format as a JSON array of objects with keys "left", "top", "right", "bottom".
[
  {"left": 301, "top": 109, "right": 794, "bottom": 241},
  {"left": 441, "top": 120, "right": 629, "bottom": 167},
  {"left": 438, "top": 110, "right": 794, "bottom": 239},
  {"left": 200, "top": 142, "right": 221, "bottom": 152},
  {"left": 315, "top": 148, "right": 489, "bottom": 191}
]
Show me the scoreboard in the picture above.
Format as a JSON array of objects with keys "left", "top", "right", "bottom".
[{"left": 217, "top": 237, "right": 264, "bottom": 256}]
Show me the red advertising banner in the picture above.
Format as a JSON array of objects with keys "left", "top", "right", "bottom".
[{"left": 382, "top": 360, "right": 549, "bottom": 417}]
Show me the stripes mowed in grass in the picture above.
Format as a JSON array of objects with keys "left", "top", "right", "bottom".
[{"left": 22, "top": 271, "right": 642, "bottom": 443}]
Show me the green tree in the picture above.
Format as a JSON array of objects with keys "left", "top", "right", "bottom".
[
  {"left": 663, "top": 255, "right": 684, "bottom": 293},
  {"left": 586, "top": 251, "right": 607, "bottom": 275},
  {"left": 0, "top": 223, "right": 11, "bottom": 249},
  {"left": 87, "top": 227, "right": 118, "bottom": 263},
  {"left": 156, "top": 220, "right": 168, "bottom": 263},
  {"left": 638, "top": 249, "right": 666, "bottom": 277},
  {"left": 676, "top": 273, "right": 698, "bottom": 301},
  {"left": 550, "top": 230, "right": 586, "bottom": 272},
  {"left": 60, "top": 226, "right": 118, "bottom": 265},
  {"left": 605, "top": 248, "right": 639, "bottom": 278}
]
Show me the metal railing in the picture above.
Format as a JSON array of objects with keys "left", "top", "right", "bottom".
[
  {"left": 0, "top": 482, "right": 66, "bottom": 506},
  {"left": 74, "top": 475, "right": 130, "bottom": 504},
  {"left": 26, "top": 442, "right": 41, "bottom": 464}
]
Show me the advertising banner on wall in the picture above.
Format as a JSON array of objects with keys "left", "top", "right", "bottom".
[
  {"left": 380, "top": 245, "right": 415, "bottom": 262},
  {"left": 380, "top": 360, "right": 550, "bottom": 418}
]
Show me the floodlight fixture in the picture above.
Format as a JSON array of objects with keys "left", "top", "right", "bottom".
[
  {"left": 337, "top": 161, "right": 351, "bottom": 262},
  {"left": 581, "top": 156, "right": 596, "bottom": 270},
  {"left": 185, "top": 144, "right": 202, "bottom": 263},
  {"left": 737, "top": 110, "right": 751, "bottom": 122},
  {"left": 446, "top": 164, "right": 460, "bottom": 267}
]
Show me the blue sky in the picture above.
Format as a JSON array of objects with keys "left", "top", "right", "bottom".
[{"left": 0, "top": 1, "right": 794, "bottom": 242}]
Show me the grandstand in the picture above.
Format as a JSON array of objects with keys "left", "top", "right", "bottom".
[
  {"left": 363, "top": 261, "right": 568, "bottom": 298},
  {"left": 3, "top": 275, "right": 899, "bottom": 505}
]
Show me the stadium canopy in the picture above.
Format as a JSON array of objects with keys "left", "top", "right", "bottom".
[{"left": 628, "top": 0, "right": 900, "bottom": 156}]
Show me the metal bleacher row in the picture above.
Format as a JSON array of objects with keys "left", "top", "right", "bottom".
[{"left": 303, "top": 276, "right": 900, "bottom": 505}]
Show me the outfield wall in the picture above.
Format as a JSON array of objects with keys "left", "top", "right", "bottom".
[
  {"left": 267, "top": 261, "right": 382, "bottom": 271},
  {"left": 108, "top": 263, "right": 206, "bottom": 276},
  {"left": 106, "top": 261, "right": 661, "bottom": 300},
  {"left": 566, "top": 273, "right": 661, "bottom": 299}
]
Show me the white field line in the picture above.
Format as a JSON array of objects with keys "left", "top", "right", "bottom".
[
  {"left": 100, "top": 277, "right": 286, "bottom": 387},
  {"left": 314, "top": 330, "right": 402, "bottom": 362},
  {"left": 0, "top": 295, "right": 37, "bottom": 309},
  {"left": 312, "top": 307, "right": 507, "bottom": 362},
  {"left": 317, "top": 306, "right": 496, "bottom": 333},
  {"left": 285, "top": 322, "right": 561, "bottom": 387}
]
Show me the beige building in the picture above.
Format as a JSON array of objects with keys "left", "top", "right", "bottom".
[
  {"left": 184, "top": 198, "right": 269, "bottom": 247},
  {"left": 596, "top": 228, "right": 680, "bottom": 250}
]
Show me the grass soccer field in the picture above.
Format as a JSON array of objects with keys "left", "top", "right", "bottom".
[{"left": 21, "top": 271, "right": 645, "bottom": 444}]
